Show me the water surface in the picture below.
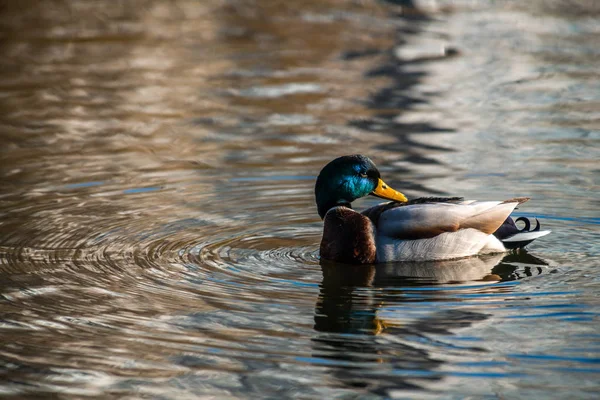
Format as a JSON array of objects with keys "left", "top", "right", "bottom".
[{"left": 1, "top": 1, "right": 599, "bottom": 398}]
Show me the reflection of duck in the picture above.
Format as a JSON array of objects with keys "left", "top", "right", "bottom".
[
  {"left": 311, "top": 253, "right": 549, "bottom": 393},
  {"left": 315, "top": 252, "right": 549, "bottom": 335},
  {"left": 315, "top": 155, "right": 551, "bottom": 263},
  {"left": 373, "top": 253, "right": 507, "bottom": 284}
]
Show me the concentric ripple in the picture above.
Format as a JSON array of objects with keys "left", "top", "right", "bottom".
[{"left": 189, "top": 227, "right": 319, "bottom": 278}]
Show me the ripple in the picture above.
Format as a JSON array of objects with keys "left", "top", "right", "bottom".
[
  {"left": 184, "top": 226, "right": 322, "bottom": 303},
  {"left": 233, "top": 83, "right": 324, "bottom": 99}
]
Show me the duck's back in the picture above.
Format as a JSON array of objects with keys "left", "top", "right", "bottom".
[{"left": 363, "top": 198, "right": 519, "bottom": 262}]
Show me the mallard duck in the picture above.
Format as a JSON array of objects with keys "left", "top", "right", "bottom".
[{"left": 315, "top": 155, "right": 550, "bottom": 264}]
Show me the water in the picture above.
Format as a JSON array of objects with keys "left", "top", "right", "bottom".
[{"left": 0, "top": 1, "right": 599, "bottom": 398}]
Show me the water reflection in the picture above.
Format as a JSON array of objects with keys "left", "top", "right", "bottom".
[
  {"left": 313, "top": 253, "right": 550, "bottom": 394},
  {"left": 315, "top": 253, "right": 550, "bottom": 335}
]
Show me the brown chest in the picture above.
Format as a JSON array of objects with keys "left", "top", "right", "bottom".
[{"left": 320, "top": 207, "right": 377, "bottom": 265}]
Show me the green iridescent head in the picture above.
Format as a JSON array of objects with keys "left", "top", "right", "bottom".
[{"left": 315, "top": 155, "right": 407, "bottom": 219}]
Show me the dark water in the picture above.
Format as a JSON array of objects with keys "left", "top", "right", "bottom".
[{"left": 1, "top": 1, "right": 599, "bottom": 398}]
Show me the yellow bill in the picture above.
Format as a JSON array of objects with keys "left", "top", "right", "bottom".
[{"left": 371, "top": 178, "right": 408, "bottom": 202}]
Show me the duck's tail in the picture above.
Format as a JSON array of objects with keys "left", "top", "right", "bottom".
[{"left": 493, "top": 216, "right": 551, "bottom": 250}]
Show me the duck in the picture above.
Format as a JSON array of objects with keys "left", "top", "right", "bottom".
[{"left": 315, "top": 155, "right": 550, "bottom": 264}]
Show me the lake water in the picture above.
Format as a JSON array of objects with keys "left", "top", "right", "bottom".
[{"left": 1, "top": 1, "right": 599, "bottom": 398}]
